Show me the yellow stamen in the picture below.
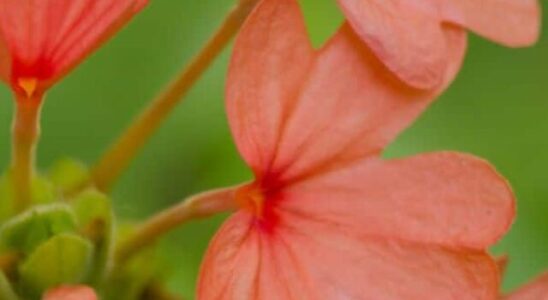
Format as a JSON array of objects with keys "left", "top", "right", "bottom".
[{"left": 18, "top": 78, "right": 38, "bottom": 98}]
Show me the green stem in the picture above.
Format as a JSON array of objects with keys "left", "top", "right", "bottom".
[
  {"left": 115, "top": 186, "right": 238, "bottom": 263},
  {"left": 11, "top": 95, "right": 42, "bottom": 213},
  {"left": 85, "top": 0, "right": 260, "bottom": 193}
]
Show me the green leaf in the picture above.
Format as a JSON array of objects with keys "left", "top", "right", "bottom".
[
  {"left": 0, "top": 204, "right": 77, "bottom": 255},
  {"left": 48, "top": 158, "right": 89, "bottom": 193},
  {"left": 71, "top": 190, "right": 114, "bottom": 285},
  {"left": 0, "top": 272, "right": 18, "bottom": 300},
  {"left": 18, "top": 233, "right": 93, "bottom": 297},
  {"left": 72, "top": 190, "right": 111, "bottom": 231},
  {"left": 30, "top": 177, "right": 56, "bottom": 206}
]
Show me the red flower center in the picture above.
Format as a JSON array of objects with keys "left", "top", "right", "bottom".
[
  {"left": 235, "top": 182, "right": 280, "bottom": 232},
  {"left": 235, "top": 183, "right": 265, "bottom": 217},
  {"left": 10, "top": 57, "right": 53, "bottom": 98}
]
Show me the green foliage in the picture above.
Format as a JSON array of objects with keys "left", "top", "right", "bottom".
[
  {"left": 71, "top": 189, "right": 114, "bottom": 285},
  {"left": 18, "top": 233, "right": 94, "bottom": 298},
  {"left": 0, "top": 160, "right": 117, "bottom": 298},
  {"left": 0, "top": 175, "right": 56, "bottom": 223},
  {"left": 0, "top": 272, "right": 17, "bottom": 300},
  {"left": 0, "top": 204, "right": 77, "bottom": 255},
  {"left": 48, "top": 158, "right": 90, "bottom": 194},
  {"left": 103, "top": 247, "right": 158, "bottom": 300}
]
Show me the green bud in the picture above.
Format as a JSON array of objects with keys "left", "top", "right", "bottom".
[
  {"left": 71, "top": 190, "right": 114, "bottom": 285},
  {"left": 48, "top": 158, "right": 90, "bottom": 194},
  {"left": 0, "top": 204, "right": 77, "bottom": 255},
  {"left": 18, "top": 233, "right": 94, "bottom": 298}
]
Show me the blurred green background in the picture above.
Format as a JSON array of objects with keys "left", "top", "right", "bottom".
[{"left": 0, "top": 0, "right": 545, "bottom": 298}]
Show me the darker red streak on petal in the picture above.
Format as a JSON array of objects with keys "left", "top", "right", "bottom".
[{"left": 234, "top": 182, "right": 283, "bottom": 234}]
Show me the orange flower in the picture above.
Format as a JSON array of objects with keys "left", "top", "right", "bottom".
[
  {"left": 336, "top": 0, "right": 541, "bottom": 89},
  {"left": 42, "top": 285, "right": 97, "bottom": 300},
  {"left": 197, "top": 0, "right": 514, "bottom": 298},
  {"left": 0, "top": 0, "right": 148, "bottom": 99}
]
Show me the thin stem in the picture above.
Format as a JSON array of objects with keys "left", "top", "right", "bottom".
[
  {"left": 115, "top": 186, "right": 238, "bottom": 263},
  {"left": 11, "top": 96, "right": 42, "bottom": 213},
  {"left": 87, "top": 0, "right": 260, "bottom": 193}
]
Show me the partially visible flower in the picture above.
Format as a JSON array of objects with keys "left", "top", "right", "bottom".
[
  {"left": 42, "top": 285, "right": 97, "bottom": 300},
  {"left": 0, "top": 0, "right": 148, "bottom": 100},
  {"left": 336, "top": 0, "right": 541, "bottom": 88},
  {"left": 197, "top": 0, "right": 515, "bottom": 298},
  {"left": 504, "top": 273, "right": 548, "bottom": 299}
]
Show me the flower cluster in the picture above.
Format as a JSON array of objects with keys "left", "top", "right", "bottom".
[{"left": 0, "top": 0, "right": 543, "bottom": 299}]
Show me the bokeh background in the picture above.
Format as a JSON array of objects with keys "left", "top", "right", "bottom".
[{"left": 0, "top": 0, "right": 546, "bottom": 298}]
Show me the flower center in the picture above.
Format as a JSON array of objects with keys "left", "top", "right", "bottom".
[{"left": 235, "top": 183, "right": 265, "bottom": 218}]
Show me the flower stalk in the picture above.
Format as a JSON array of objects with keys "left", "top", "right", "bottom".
[
  {"left": 115, "top": 186, "right": 238, "bottom": 263},
  {"left": 11, "top": 95, "right": 42, "bottom": 213},
  {"left": 88, "top": 0, "right": 260, "bottom": 193}
]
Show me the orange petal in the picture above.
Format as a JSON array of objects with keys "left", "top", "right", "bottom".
[
  {"left": 198, "top": 209, "right": 500, "bottom": 299},
  {"left": 42, "top": 285, "right": 98, "bottom": 300},
  {"left": 197, "top": 212, "right": 261, "bottom": 300},
  {"left": 0, "top": 0, "right": 148, "bottom": 93},
  {"left": 263, "top": 24, "right": 465, "bottom": 184},
  {"left": 226, "top": 0, "right": 314, "bottom": 175},
  {"left": 228, "top": 0, "right": 467, "bottom": 184},
  {"left": 336, "top": 0, "right": 450, "bottom": 89},
  {"left": 280, "top": 152, "right": 514, "bottom": 249},
  {"left": 442, "top": 0, "right": 541, "bottom": 47},
  {"left": 336, "top": 0, "right": 539, "bottom": 88},
  {"left": 504, "top": 273, "right": 548, "bottom": 300}
]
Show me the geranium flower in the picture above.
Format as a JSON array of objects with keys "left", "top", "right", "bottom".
[
  {"left": 336, "top": 0, "right": 541, "bottom": 88},
  {"left": 0, "top": 0, "right": 148, "bottom": 100},
  {"left": 197, "top": 0, "right": 515, "bottom": 298},
  {"left": 42, "top": 285, "right": 97, "bottom": 300}
]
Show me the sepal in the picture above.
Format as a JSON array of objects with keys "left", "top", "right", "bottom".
[{"left": 18, "top": 233, "right": 94, "bottom": 298}]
